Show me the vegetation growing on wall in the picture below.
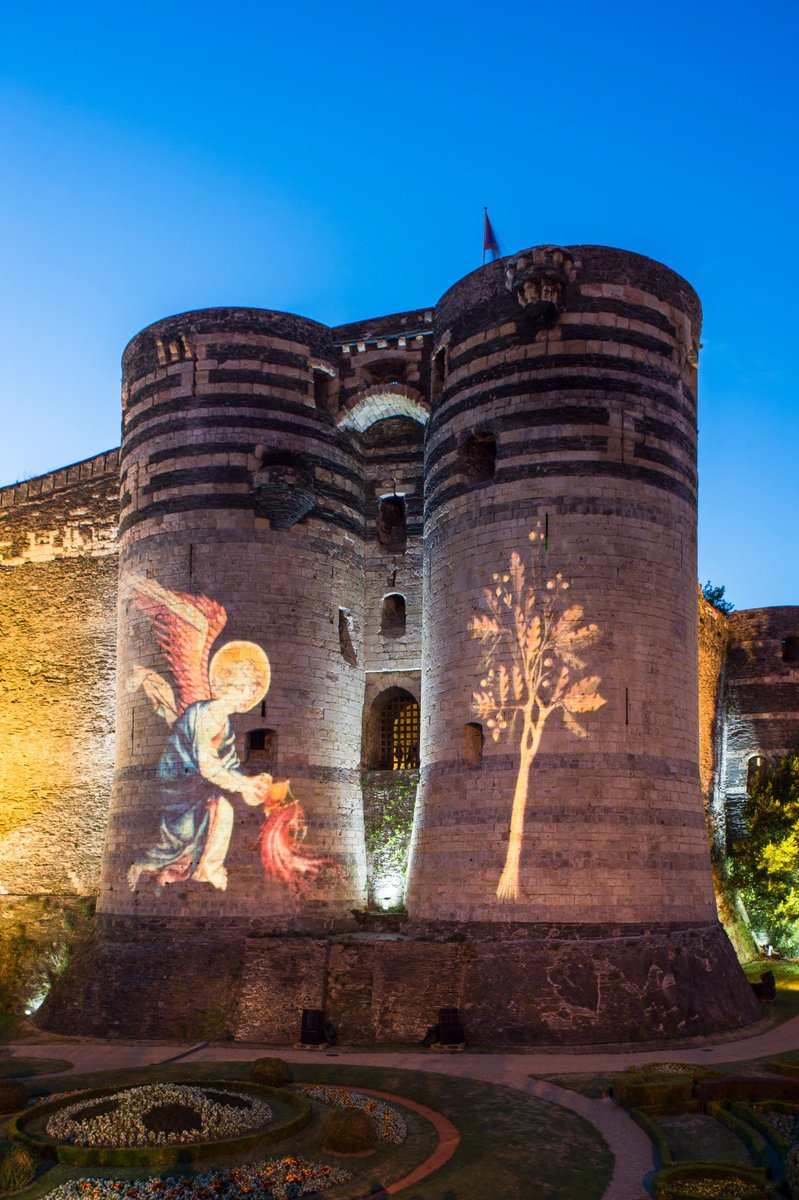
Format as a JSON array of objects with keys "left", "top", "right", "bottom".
[
  {"left": 360, "top": 770, "right": 418, "bottom": 910},
  {"left": 702, "top": 581, "right": 735, "bottom": 615},
  {"left": 729, "top": 746, "right": 799, "bottom": 954},
  {"left": 0, "top": 895, "right": 95, "bottom": 1034}
]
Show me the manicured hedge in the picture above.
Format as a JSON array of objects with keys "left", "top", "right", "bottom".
[
  {"left": 612, "top": 1073, "right": 693, "bottom": 1111},
  {"left": 628, "top": 1107, "right": 672, "bottom": 1167},
  {"left": 729, "top": 1100, "right": 799, "bottom": 1156},
  {"left": 8, "top": 1080, "right": 310, "bottom": 1170},
  {"left": 706, "top": 1101, "right": 771, "bottom": 1172},
  {"left": 697, "top": 1076, "right": 799, "bottom": 1105},
  {"left": 652, "top": 1161, "right": 777, "bottom": 1200}
]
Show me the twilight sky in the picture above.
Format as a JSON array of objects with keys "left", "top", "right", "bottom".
[{"left": 0, "top": 0, "right": 796, "bottom": 610}]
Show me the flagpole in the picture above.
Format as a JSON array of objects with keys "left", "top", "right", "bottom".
[{"left": 482, "top": 207, "right": 487, "bottom": 267}]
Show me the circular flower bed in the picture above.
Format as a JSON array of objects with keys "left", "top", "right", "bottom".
[
  {"left": 299, "top": 1085, "right": 407, "bottom": 1144},
  {"left": 653, "top": 1161, "right": 776, "bottom": 1200},
  {"left": 40, "top": 1157, "right": 352, "bottom": 1200},
  {"left": 45, "top": 1084, "right": 272, "bottom": 1148}
]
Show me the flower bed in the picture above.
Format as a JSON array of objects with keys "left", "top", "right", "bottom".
[
  {"left": 40, "top": 1156, "right": 352, "bottom": 1200},
  {"left": 652, "top": 1161, "right": 777, "bottom": 1199},
  {"left": 299, "top": 1085, "right": 407, "bottom": 1144},
  {"left": 45, "top": 1084, "right": 272, "bottom": 1148},
  {"left": 9, "top": 1082, "right": 311, "bottom": 1170}
]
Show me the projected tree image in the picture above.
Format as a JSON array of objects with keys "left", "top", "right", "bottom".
[{"left": 470, "top": 528, "right": 606, "bottom": 901}]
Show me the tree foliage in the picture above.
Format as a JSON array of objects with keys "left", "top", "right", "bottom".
[
  {"left": 730, "top": 746, "right": 799, "bottom": 952},
  {"left": 702, "top": 580, "right": 735, "bottom": 615}
]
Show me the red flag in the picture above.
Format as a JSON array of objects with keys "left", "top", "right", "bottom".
[{"left": 483, "top": 208, "right": 500, "bottom": 264}]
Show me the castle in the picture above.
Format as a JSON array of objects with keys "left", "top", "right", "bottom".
[{"left": 1, "top": 242, "right": 795, "bottom": 1044}]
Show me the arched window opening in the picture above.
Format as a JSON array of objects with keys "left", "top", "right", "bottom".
[
  {"left": 248, "top": 728, "right": 277, "bottom": 770},
  {"left": 377, "top": 496, "right": 406, "bottom": 552},
  {"left": 783, "top": 636, "right": 799, "bottom": 664},
  {"left": 378, "top": 693, "right": 420, "bottom": 770},
  {"left": 462, "top": 722, "right": 484, "bottom": 766},
  {"left": 461, "top": 430, "right": 497, "bottom": 483},
  {"left": 381, "top": 593, "right": 406, "bottom": 638},
  {"left": 747, "top": 755, "right": 768, "bottom": 794},
  {"left": 338, "top": 607, "right": 357, "bottom": 667}
]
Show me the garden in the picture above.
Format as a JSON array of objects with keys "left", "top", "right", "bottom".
[{"left": 0, "top": 1056, "right": 612, "bottom": 1200}]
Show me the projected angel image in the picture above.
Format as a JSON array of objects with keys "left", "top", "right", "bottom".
[
  {"left": 126, "top": 578, "right": 325, "bottom": 893},
  {"left": 470, "top": 528, "right": 606, "bottom": 902}
]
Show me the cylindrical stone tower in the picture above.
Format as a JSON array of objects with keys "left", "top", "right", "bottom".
[
  {"left": 405, "top": 246, "right": 758, "bottom": 1041},
  {"left": 88, "top": 308, "right": 368, "bottom": 1032}
]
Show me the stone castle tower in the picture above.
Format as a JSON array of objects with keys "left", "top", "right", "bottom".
[{"left": 3, "top": 243, "right": 762, "bottom": 1042}]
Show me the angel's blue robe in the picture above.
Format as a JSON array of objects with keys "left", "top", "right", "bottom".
[{"left": 135, "top": 700, "right": 240, "bottom": 878}]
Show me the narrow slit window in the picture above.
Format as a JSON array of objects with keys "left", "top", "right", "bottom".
[
  {"left": 312, "top": 369, "right": 330, "bottom": 409},
  {"left": 377, "top": 496, "right": 406, "bottom": 552},
  {"left": 338, "top": 607, "right": 357, "bottom": 666},
  {"left": 432, "top": 348, "right": 446, "bottom": 399},
  {"left": 381, "top": 593, "right": 406, "bottom": 638}
]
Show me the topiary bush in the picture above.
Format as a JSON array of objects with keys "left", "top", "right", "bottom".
[
  {"left": 322, "top": 1108, "right": 375, "bottom": 1154},
  {"left": 0, "top": 1081, "right": 28, "bottom": 1115},
  {"left": 250, "top": 1058, "right": 292, "bottom": 1087},
  {"left": 0, "top": 1142, "right": 36, "bottom": 1193}
]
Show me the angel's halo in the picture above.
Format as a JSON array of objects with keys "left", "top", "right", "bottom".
[{"left": 209, "top": 640, "right": 271, "bottom": 712}]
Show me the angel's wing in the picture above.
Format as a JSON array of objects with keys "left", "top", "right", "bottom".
[
  {"left": 129, "top": 577, "right": 227, "bottom": 714},
  {"left": 128, "top": 665, "right": 179, "bottom": 727}
]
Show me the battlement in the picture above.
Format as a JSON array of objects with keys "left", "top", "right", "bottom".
[{"left": 0, "top": 448, "right": 120, "bottom": 508}]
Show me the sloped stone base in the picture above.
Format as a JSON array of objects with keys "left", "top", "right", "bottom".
[
  {"left": 41, "top": 916, "right": 760, "bottom": 1045},
  {"left": 236, "top": 918, "right": 761, "bottom": 1046}
]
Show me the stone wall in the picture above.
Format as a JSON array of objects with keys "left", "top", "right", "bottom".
[
  {"left": 0, "top": 453, "right": 119, "bottom": 898},
  {"left": 698, "top": 591, "right": 730, "bottom": 851},
  {"left": 720, "top": 606, "right": 799, "bottom": 843}
]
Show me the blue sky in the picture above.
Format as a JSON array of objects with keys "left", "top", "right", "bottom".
[{"left": 0, "top": 0, "right": 796, "bottom": 609}]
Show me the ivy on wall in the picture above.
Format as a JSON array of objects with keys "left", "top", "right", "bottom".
[
  {"left": 360, "top": 770, "right": 419, "bottom": 910},
  {"left": 0, "top": 895, "right": 95, "bottom": 1034}
]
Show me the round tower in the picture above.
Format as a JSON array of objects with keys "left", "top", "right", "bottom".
[
  {"left": 405, "top": 246, "right": 758, "bottom": 1040},
  {"left": 100, "top": 308, "right": 367, "bottom": 942}
]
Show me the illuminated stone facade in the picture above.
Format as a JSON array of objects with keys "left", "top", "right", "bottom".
[{"left": 1, "top": 244, "right": 778, "bottom": 1043}]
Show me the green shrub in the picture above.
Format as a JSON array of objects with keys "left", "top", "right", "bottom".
[
  {"left": 250, "top": 1058, "right": 292, "bottom": 1087},
  {"left": 0, "top": 1143, "right": 36, "bottom": 1193},
  {"left": 612, "top": 1072, "right": 693, "bottom": 1110},
  {"left": 0, "top": 1082, "right": 28, "bottom": 1115},
  {"left": 322, "top": 1108, "right": 375, "bottom": 1154}
]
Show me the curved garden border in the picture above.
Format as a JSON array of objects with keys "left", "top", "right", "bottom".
[
  {"left": 6, "top": 1081, "right": 310, "bottom": 1169},
  {"left": 343, "top": 1086, "right": 459, "bottom": 1196}
]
